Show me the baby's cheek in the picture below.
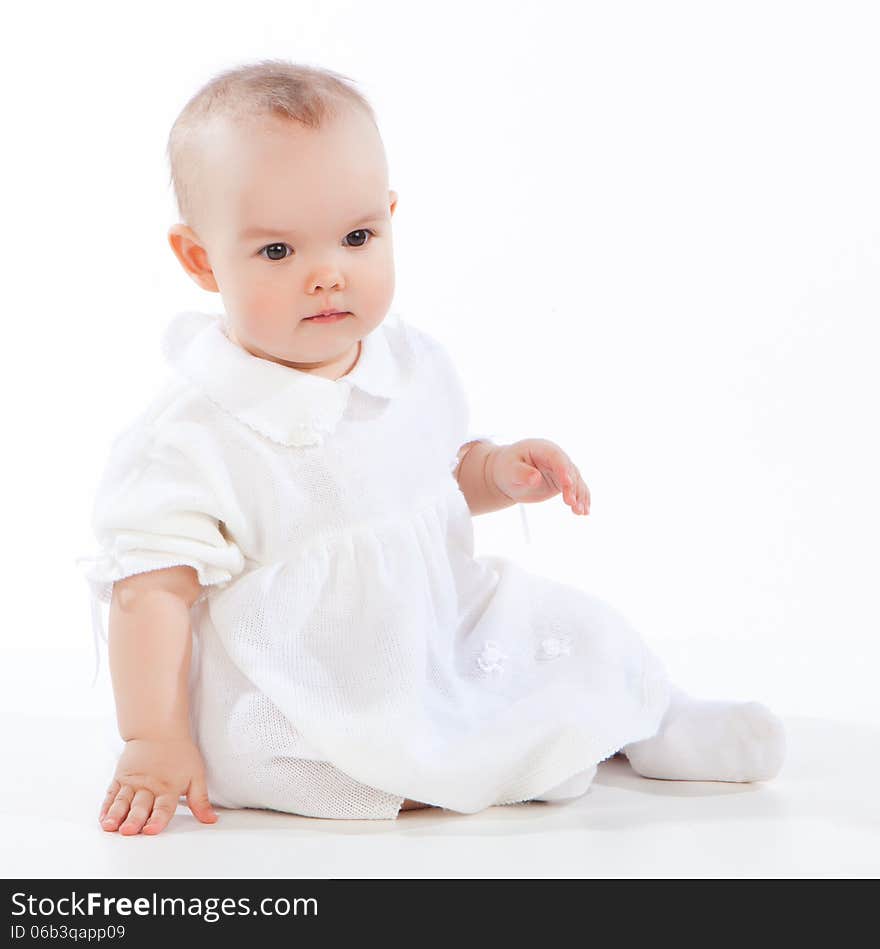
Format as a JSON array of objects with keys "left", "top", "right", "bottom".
[
  {"left": 363, "top": 256, "right": 395, "bottom": 311},
  {"left": 244, "top": 288, "right": 282, "bottom": 325},
  {"left": 235, "top": 299, "right": 292, "bottom": 350}
]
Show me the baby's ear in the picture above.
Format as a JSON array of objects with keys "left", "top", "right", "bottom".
[
  {"left": 167, "top": 223, "right": 220, "bottom": 293},
  {"left": 388, "top": 190, "right": 398, "bottom": 217}
]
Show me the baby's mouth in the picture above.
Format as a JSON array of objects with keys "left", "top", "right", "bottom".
[{"left": 303, "top": 312, "right": 351, "bottom": 323}]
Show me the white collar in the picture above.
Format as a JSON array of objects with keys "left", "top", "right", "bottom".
[{"left": 160, "top": 310, "right": 405, "bottom": 447}]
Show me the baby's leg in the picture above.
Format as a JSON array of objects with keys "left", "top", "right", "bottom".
[
  {"left": 399, "top": 798, "right": 433, "bottom": 810},
  {"left": 621, "top": 685, "right": 786, "bottom": 782}
]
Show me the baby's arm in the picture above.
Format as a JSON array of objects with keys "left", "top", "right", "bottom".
[
  {"left": 97, "top": 566, "right": 219, "bottom": 836},
  {"left": 453, "top": 440, "right": 517, "bottom": 515}
]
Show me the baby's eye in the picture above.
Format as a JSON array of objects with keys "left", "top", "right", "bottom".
[
  {"left": 344, "top": 228, "right": 374, "bottom": 247},
  {"left": 259, "top": 242, "right": 292, "bottom": 261},
  {"left": 258, "top": 229, "right": 376, "bottom": 262}
]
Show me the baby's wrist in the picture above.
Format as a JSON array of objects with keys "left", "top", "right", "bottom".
[{"left": 483, "top": 444, "right": 516, "bottom": 504}]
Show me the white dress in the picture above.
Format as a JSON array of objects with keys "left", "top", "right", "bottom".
[{"left": 76, "top": 310, "right": 674, "bottom": 819}]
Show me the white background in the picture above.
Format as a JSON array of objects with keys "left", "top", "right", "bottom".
[{"left": 3, "top": 0, "right": 878, "bottom": 733}]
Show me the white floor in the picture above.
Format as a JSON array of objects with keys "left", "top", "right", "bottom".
[{"left": 4, "top": 648, "right": 879, "bottom": 879}]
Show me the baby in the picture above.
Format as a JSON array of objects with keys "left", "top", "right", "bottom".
[{"left": 78, "top": 60, "right": 786, "bottom": 836}]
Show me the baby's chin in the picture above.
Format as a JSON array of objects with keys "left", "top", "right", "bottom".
[{"left": 229, "top": 329, "right": 361, "bottom": 376}]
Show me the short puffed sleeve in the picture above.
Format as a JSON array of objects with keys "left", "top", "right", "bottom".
[
  {"left": 425, "top": 335, "right": 496, "bottom": 475},
  {"left": 76, "top": 423, "right": 246, "bottom": 610}
]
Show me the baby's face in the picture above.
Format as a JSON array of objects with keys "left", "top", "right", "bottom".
[{"left": 168, "top": 108, "right": 397, "bottom": 379}]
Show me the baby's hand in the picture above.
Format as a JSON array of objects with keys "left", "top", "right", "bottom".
[
  {"left": 98, "top": 737, "right": 218, "bottom": 836},
  {"left": 489, "top": 439, "right": 590, "bottom": 514}
]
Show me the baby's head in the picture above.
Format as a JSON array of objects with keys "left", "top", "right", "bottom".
[{"left": 166, "top": 60, "right": 397, "bottom": 379}]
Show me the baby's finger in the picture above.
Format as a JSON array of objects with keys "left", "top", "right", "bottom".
[
  {"left": 187, "top": 776, "right": 219, "bottom": 824},
  {"left": 99, "top": 779, "right": 121, "bottom": 823},
  {"left": 119, "top": 788, "right": 155, "bottom": 836},
  {"left": 534, "top": 463, "right": 561, "bottom": 497},
  {"left": 559, "top": 465, "right": 578, "bottom": 507},
  {"left": 142, "top": 793, "right": 180, "bottom": 835},
  {"left": 101, "top": 784, "right": 134, "bottom": 832},
  {"left": 571, "top": 472, "right": 583, "bottom": 513},
  {"left": 570, "top": 467, "right": 583, "bottom": 507},
  {"left": 566, "top": 464, "right": 585, "bottom": 513},
  {"left": 539, "top": 455, "right": 569, "bottom": 492}
]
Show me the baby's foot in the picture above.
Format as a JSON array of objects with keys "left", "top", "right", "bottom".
[
  {"left": 532, "top": 764, "right": 598, "bottom": 802},
  {"left": 621, "top": 688, "right": 786, "bottom": 783}
]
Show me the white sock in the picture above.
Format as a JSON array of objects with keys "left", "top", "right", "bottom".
[
  {"left": 621, "top": 686, "right": 786, "bottom": 783},
  {"left": 532, "top": 764, "right": 598, "bottom": 802}
]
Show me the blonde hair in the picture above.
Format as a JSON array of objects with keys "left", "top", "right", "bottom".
[{"left": 166, "top": 59, "right": 379, "bottom": 230}]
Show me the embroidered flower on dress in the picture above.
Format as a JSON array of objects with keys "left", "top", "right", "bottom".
[
  {"left": 476, "top": 640, "right": 507, "bottom": 675},
  {"left": 536, "top": 633, "right": 572, "bottom": 661}
]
